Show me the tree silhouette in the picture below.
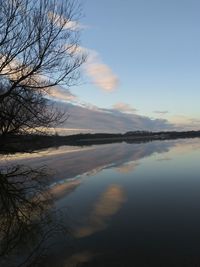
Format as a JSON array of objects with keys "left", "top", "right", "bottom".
[
  {"left": 0, "top": 0, "right": 85, "bottom": 136},
  {"left": 0, "top": 165, "right": 67, "bottom": 267}
]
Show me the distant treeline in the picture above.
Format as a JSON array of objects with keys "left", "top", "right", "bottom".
[
  {"left": 66, "top": 130, "right": 200, "bottom": 139},
  {"left": 1, "top": 130, "right": 200, "bottom": 154}
]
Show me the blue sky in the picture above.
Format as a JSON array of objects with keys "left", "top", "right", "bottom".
[{"left": 65, "top": 0, "right": 200, "bottom": 129}]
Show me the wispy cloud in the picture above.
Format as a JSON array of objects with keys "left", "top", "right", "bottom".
[
  {"left": 63, "top": 19, "right": 87, "bottom": 30},
  {"left": 48, "top": 12, "right": 87, "bottom": 31},
  {"left": 49, "top": 85, "right": 77, "bottom": 102},
  {"left": 86, "top": 61, "right": 119, "bottom": 92},
  {"left": 113, "top": 102, "right": 137, "bottom": 114},
  {"left": 154, "top": 110, "right": 169, "bottom": 115},
  {"left": 169, "top": 115, "right": 200, "bottom": 130},
  {"left": 67, "top": 45, "right": 119, "bottom": 92},
  {"left": 85, "top": 49, "right": 119, "bottom": 92}
]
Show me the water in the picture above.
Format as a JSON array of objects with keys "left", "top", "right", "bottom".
[{"left": 1, "top": 138, "right": 200, "bottom": 266}]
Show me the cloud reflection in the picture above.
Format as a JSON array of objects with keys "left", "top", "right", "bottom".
[
  {"left": 75, "top": 184, "right": 126, "bottom": 238},
  {"left": 116, "top": 161, "right": 140, "bottom": 174},
  {"left": 64, "top": 251, "right": 94, "bottom": 267},
  {"left": 0, "top": 141, "right": 174, "bottom": 183},
  {"left": 50, "top": 179, "right": 82, "bottom": 200}
]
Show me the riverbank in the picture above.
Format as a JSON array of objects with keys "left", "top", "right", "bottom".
[{"left": 1, "top": 130, "right": 200, "bottom": 154}]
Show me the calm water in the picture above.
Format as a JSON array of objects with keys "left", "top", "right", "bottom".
[{"left": 1, "top": 138, "right": 200, "bottom": 266}]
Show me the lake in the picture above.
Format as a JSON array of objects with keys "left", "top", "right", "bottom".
[{"left": 1, "top": 138, "right": 200, "bottom": 267}]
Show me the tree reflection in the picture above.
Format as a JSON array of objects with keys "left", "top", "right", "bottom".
[{"left": 0, "top": 165, "right": 67, "bottom": 267}]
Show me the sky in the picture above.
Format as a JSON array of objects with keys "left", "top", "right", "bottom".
[{"left": 54, "top": 0, "right": 200, "bottom": 132}]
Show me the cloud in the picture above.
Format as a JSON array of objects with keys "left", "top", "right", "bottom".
[
  {"left": 56, "top": 102, "right": 173, "bottom": 134},
  {"left": 68, "top": 45, "right": 119, "bottom": 92},
  {"left": 48, "top": 12, "right": 87, "bottom": 31},
  {"left": 46, "top": 85, "right": 173, "bottom": 134},
  {"left": 85, "top": 48, "right": 119, "bottom": 92},
  {"left": 113, "top": 102, "right": 137, "bottom": 114},
  {"left": 49, "top": 85, "right": 77, "bottom": 102},
  {"left": 85, "top": 61, "right": 119, "bottom": 92},
  {"left": 154, "top": 110, "right": 169, "bottom": 115},
  {"left": 0, "top": 56, "right": 41, "bottom": 86},
  {"left": 63, "top": 20, "right": 87, "bottom": 31},
  {"left": 169, "top": 115, "right": 200, "bottom": 131}
]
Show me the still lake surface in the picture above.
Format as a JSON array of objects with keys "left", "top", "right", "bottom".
[{"left": 1, "top": 138, "right": 200, "bottom": 266}]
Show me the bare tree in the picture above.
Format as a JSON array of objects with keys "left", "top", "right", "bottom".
[
  {"left": 0, "top": 84, "right": 66, "bottom": 136},
  {"left": 0, "top": 0, "right": 86, "bottom": 136}
]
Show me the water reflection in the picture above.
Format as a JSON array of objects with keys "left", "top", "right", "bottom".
[
  {"left": 0, "top": 165, "right": 67, "bottom": 267},
  {"left": 116, "top": 161, "right": 140, "bottom": 174},
  {"left": 0, "top": 140, "right": 176, "bottom": 182},
  {"left": 75, "top": 184, "right": 126, "bottom": 238},
  {"left": 2, "top": 138, "right": 200, "bottom": 266},
  {"left": 156, "top": 156, "right": 172, "bottom": 161},
  {"left": 50, "top": 178, "right": 82, "bottom": 201},
  {"left": 64, "top": 251, "right": 95, "bottom": 267}
]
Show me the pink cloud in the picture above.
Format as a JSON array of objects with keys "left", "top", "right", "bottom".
[
  {"left": 67, "top": 45, "right": 119, "bottom": 92},
  {"left": 113, "top": 102, "right": 137, "bottom": 113},
  {"left": 49, "top": 85, "right": 77, "bottom": 102}
]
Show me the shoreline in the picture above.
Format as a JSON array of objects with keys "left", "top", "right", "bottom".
[{"left": 1, "top": 130, "right": 200, "bottom": 154}]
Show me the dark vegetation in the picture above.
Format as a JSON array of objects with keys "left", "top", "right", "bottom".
[{"left": 1, "top": 130, "right": 200, "bottom": 154}]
